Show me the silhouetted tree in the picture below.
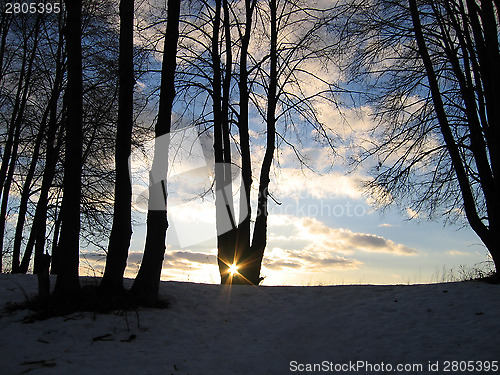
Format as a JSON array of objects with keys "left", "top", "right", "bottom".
[
  {"left": 0, "top": 14, "right": 43, "bottom": 271},
  {"left": 0, "top": 0, "right": 152, "bottom": 281},
  {"left": 244, "top": 0, "right": 277, "bottom": 285},
  {"left": 203, "top": 0, "right": 238, "bottom": 284},
  {"left": 338, "top": 0, "right": 500, "bottom": 277},
  {"left": 0, "top": 10, "right": 13, "bottom": 81},
  {"left": 54, "top": 0, "right": 84, "bottom": 297},
  {"left": 230, "top": 0, "right": 337, "bottom": 284},
  {"left": 99, "top": 0, "right": 135, "bottom": 297},
  {"left": 177, "top": 0, "right": 337, "bottom": 284},
  {"left": 408, "top": 0, "right": 500, "bottom": 276},
  {"left": 12, "top": 11, "right": 65, "bottom": 274},
  {"left": 129, "top": 0, "right": 181, "bottom": 305}
]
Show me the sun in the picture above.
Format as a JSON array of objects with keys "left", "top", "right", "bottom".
[{"left": 228, "top": 263, "right": 239, "bottom": 275}]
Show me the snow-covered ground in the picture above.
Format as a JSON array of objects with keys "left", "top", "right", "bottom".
[{"left": 0, "top": 274, "right": 499, "bottom": 375}]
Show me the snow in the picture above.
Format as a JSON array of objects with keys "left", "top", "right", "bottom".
[{"left": 0, "top": 274, "right": 499, "bottom": 374}]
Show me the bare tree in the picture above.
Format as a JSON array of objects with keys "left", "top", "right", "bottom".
[
  {"left": 176, "top": 0, "right": 338, "bottom": 284},
  {"left": 0, "top": 14, "right": 43, "bottom": 271},
  {"left": 54, "top": 0, "right": 84, "bottom": 297},
  {"left": 337, "top": 0, "right": 500, "bottom": 277},
  {"left": 244, "top": 0, "right": 277, "bottom": 284},
  {"left": 129, "top": 0, "right": 181, "bottom": 306},
  {"left": 12, "top": 11, "right": 65, "bottom": 274},
  {"left": 99, "top": 0, "right": 135, "bottom": 297}
]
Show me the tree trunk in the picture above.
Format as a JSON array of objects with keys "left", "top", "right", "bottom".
[
  {"left": 231, "top": 0, "right": 255, "bottom": 285},
  {"left": 54, "top": 0, "right": 83, "bottom": 298},
  {"left": 129, "top": 0, "right": 180, "bottom": 306},
  {"left": 220, "top": 0, "right": 237, "bottom": 280},
  {"left": 50, "top": 205, "right": 63, "bottom": 275},
  {"left": 0, "top": 11, "right": 12, "bottom": 81},
  {"left": 245, "top": 0, "right": 277, "bottom": 285},
  {"left": 99, "top": 0, "right": 135, "bottom": 297},
  {"left": 212, "top": 0, "right": 237, "bottom": 284}
]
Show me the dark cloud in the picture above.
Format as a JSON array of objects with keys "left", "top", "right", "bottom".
[
  {"left": 298, "top": 217, "right": 418, "bottom": 256},
  {"left": 349, "top": 233, "right": 388, "bottom": 249},
  {"left": 316, "top": 257, "right": 358, "bottom": 267},
  {"left": 263, "top": 248, "right": 362, "bottom": 271},
  {"left": 170, "top": 251, "right": 217, "bottom": 264},
  {"left": 80, "top": 252, "right": 106, "bottom": 261},
  {"left": 264, "top": 260, "right": 302, "bottom": 270}
]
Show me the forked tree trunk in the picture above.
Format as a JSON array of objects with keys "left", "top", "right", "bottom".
[
  {"left": 99, "top": 0, "right": 135, "bottom": 297},
  {"left": 129, "top": 0, "right": 181, "bottom": 306}
]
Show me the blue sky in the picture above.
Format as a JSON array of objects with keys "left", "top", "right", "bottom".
[{"left": 79, "top": 0, "right": 492, "bottom": 285}]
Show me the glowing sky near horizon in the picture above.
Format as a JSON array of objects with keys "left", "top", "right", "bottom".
[{"left": 78, "top": 121, "right": 488, "bottom": 286}]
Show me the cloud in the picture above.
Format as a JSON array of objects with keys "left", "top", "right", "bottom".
[
  {"left": 446, "top": 250, "right": 470, "bottom": 257},
  {"left": 262, "top": 247, "right": 361, "bottom": 272},
  {"left": 270, "top": 215, "right": 417, "bottom": 257},
  {"left": 159, "top": 249, "right": 218, "bottom": 271},
  {"left": 264, "top": 260, "right": 302, "bottom": 270},
  {"left": 169, "top": 250, "right": 217, "bottom": 264},
  {"left": 126, "top": 251, "right": 176, "bottom": 266},
  {"left": 341, "top": 232, "right": 416, "bottom": 255}
]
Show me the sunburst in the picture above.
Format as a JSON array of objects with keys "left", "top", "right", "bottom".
[{"left": 228, "top": 263, "right": 239, "bottom": 276}]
